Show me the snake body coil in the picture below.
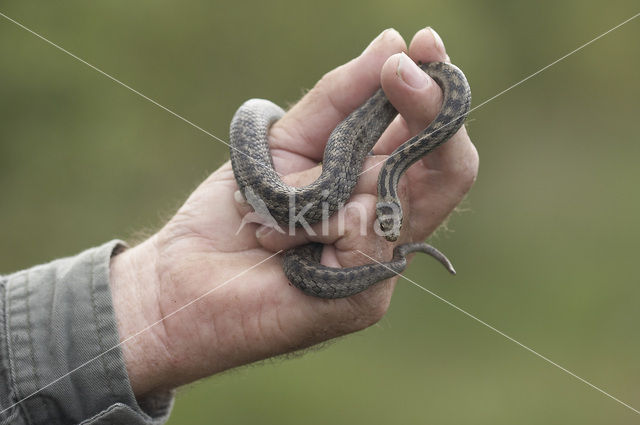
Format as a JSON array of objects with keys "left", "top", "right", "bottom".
[{"left": 230, "top": 62, "right": 471, "bottom": 298}]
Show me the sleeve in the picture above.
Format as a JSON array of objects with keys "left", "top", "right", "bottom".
[{"left": 0, "top": 240, "right": 175, "bottom": 425}]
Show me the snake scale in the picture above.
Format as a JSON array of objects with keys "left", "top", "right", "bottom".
[{"left": 230, "top": 61, "right": 471, "bottom": 299}]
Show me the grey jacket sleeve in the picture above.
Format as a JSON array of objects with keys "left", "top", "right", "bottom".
[{"left": 0, "top": 240, "right": 174, "bottom": 425}]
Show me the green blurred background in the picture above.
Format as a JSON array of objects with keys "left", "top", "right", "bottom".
[{"left": 1, "top": 1, "right": 639, "bottom": 423}]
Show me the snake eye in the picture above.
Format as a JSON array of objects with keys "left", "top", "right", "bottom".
[{"left": 376, "top": 201, "right": 403, "bottom": 242}]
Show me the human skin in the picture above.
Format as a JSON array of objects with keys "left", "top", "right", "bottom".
[{"left": 109, "top": 27, "right": 479, "bottom": 398}]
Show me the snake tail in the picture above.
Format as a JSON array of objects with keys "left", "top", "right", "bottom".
[{"left": 282, "top": 242, "right": 455, "bottom": 299}]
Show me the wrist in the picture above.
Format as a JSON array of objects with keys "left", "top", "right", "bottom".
[{"left": 109, "top": 236, "right": 172, "bottom": 398}]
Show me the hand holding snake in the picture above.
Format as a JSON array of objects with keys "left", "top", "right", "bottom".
[
  {"left": 232, "top": 35, "right": 471, "bottom": 298},
  {"left": 111, "top": 28, "right": 479, "bottom": 395}
]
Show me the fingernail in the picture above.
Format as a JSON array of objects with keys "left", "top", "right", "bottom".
[
  {"left": 256, "top": 225, "right": 274, "bottom": 239},
  {"left": 427, "top": 27, "right": 446, "bottom": 54},
  {"left": 396, "top": 52, "right": 429, "bottom": 89},
  {"left": 362, "top": 28, "right": 396, "bottom": 54},
  {"left": 234, "top": 190, "right": 246, "bottom": 204}
]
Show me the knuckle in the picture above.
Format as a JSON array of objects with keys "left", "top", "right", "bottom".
[
  {"left": 453, "top": 141, "right": 479, "bottom": 192},
  {"left": 343, "top": 205, "right": 362, "bottom": 230},
  {"left": 367, "top": 295, "right": 393, "bottom": 323},
  {"left": 353, "top": 285, "right": 394, "bottom": 327},
  {"left": 315, "top": 66, "right": 343, "bottom": 97},
  {"left": 341, "top": 197, "right": 376, "bottom": 236},
  {"left": 347, "top": 201, "right": 368, "bottom": 223},
  {"left": 441, "top": 133, "right": 479, "bottom": 194}
]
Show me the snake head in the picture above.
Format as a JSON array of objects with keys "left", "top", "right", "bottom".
[{"left": 376, "top": 201, "right": 403, "bottom": 242}]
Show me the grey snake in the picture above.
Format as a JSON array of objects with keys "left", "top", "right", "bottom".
[{"left": 230, "top": 61, "right": 471, "bottom": 298}]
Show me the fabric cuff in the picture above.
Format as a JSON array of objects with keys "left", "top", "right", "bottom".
[{"left": 2, "top": 240, "right": 174, "bottom": 424}]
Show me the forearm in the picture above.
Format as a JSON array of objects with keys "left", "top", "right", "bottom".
[{"left": 109, "top": 236, "right": 174, "bottom": 398}]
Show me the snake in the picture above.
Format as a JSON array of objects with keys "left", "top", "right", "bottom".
[{"left": 230, "top": 61, "right": 471, "bottom": 299}]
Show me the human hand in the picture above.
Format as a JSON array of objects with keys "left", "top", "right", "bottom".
[{"left": 110, "top": 27, "right": 478, "bottom": 398}]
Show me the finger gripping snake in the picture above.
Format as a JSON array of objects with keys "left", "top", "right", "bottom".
[{"left": 230, "top": 62, "right": 471, "bottom": 299}]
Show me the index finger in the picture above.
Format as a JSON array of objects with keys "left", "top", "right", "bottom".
[{"left": 268, "top": 29, "right": 407, "bottom": 175}]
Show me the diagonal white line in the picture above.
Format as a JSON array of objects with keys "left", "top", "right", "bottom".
[
  {"left": 357, "top": 11, "right": 640, "bottom": 178},
  {"left": 0, "top": 250, "right": 282, "bottom": 417},
  {"left": 0, "top": 10, "right": 283, "bottom": 177},
  {"left": 469, "top": 11, "right": 639, "bottom": 112},
  {"left": 356, "top": 249, "right": 640, "bottom": 415},
  {"left": 2, "top": 5, "right": 639, "bottom": 417},
  {"left": 4, "top": 8, "right": 637, "bottom": 183}
]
